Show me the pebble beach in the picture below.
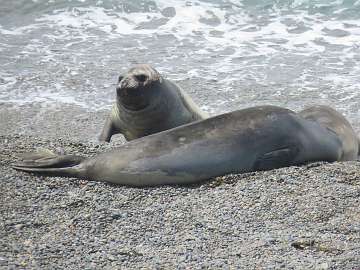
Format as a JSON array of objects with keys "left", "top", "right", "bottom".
[
  {"left": 1, "top": 0, "right": 360, "bottom": 268},
  {"left": 1, "top": 104, "right": 360, "bottom": 269}
]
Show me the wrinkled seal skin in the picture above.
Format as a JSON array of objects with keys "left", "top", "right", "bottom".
[
  {"left": 99, "top": 64, "right": 208, "bottom": 142},
  {"left": 298, "top": 105, "right": 359, "bottom": 160},
  {"left": 13, "top": 105, "right": 359, "bottom": 187}
]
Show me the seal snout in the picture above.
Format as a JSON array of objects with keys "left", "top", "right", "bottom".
[
  {"left": 118, "top": 64, "right": 161, "bottom": 91},
  {"left": 134, "top": 74, "right": 148, "bottom": 83},
  {"left": 118, "top": 72, "right": 150, "bottom": 91},
  {"left": 114, "top": 65, "right": 165, "bottom": 111}
]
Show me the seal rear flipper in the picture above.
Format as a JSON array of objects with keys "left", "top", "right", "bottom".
[
  {"left": 254, "top": 147, "right": 299, "bottom": 171},
  {"left": 12, "top": 150, "right": 86, "bottom": 178},
  {"left": 17, "top": 148, "right": 58, "bottom": 161},
  {"left": 15, "top": 155, "right": 85, "bottom": 168},
  {"left": 12, "top": 165, "right": 82, "bottom": 178}
]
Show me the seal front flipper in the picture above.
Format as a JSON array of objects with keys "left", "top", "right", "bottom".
[
  {"left": 99, "top": 115, "right": 118, "bottom": 142},
  {"left": 253, "top": 146, "right": 299, "bottom": 171},
  {"left": 12, "top": 150, "right": 86, "bottom": 178}
]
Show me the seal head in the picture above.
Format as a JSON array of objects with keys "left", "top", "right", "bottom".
[{"left": 117, "top": 65, "right": 162, "bottom": 111}]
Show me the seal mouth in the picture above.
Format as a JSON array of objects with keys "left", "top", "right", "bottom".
[
  {"left": 116, "top": 64, "right": 162, "bottom": 111},
  {"left": 119, "top": 89, "right": 149, "bottom": 111}
]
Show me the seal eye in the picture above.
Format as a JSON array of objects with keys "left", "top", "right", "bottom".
[
  {"left": 118, "top": 75, "right": 124, "bottom": 82},
  {"left": 134, "top": 74, "right": 147, "bottom": 83}
]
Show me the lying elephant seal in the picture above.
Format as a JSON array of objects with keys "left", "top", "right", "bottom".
[
  {"left": 99, "top": 64, "right": 208, "bottom": 142},
  {"left": 13, "top": 105, "right": 359, "bottom": 187}
]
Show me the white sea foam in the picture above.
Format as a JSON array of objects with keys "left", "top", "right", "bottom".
[
  {"left": 4, "top": 2, "right": 360, "bottom": 54},
  {"left": 0, "top": 88, "right": 88, "bottom": 107},
  {"left": 0, "top": 0, "right": 359, "bottom": 119}
]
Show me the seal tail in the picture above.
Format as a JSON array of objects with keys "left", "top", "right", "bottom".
[{"left": 12, "top": 148, "right": 86, "bottom": 178}]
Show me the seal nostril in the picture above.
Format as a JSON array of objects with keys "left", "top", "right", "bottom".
[{"left": 134, "top": 74, "right": 147, "bottom": 83}]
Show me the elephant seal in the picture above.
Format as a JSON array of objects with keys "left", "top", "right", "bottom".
[
  {"left": 13, "top": 105, "right": 359, "bottom": 186},
  {"left": 99, "top": 64, "right": 208, "bottom": 142}
]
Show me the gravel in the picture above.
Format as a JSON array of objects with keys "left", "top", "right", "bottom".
[{"left": 1, "top": 104, "right": 360, "bottom": 269}]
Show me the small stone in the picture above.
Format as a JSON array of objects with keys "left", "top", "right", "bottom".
[
  {"left": 14, "top": 224, "right": 25, "bottom": 230},
  {"left": 315, "top": 262, "right": 329, "bottom": 270}
]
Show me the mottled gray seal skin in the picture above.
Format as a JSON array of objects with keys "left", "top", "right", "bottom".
[
  {"left": 13, "top": 105, "right": 359, "bottom": 187},
  {"left": 99, "top": 64, "right": 208, "bottom": 142},
  {"left": 298, "top": 105, "right": 359, "bottom": 160}
]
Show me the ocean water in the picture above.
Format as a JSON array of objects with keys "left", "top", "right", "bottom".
[{"left": 0, "top": 0, "right": 359, "bottom": 124}]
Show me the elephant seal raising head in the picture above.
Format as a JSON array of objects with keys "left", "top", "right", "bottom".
[{"left": 99, "top": 64, "right": 208, "bottom": 142}]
